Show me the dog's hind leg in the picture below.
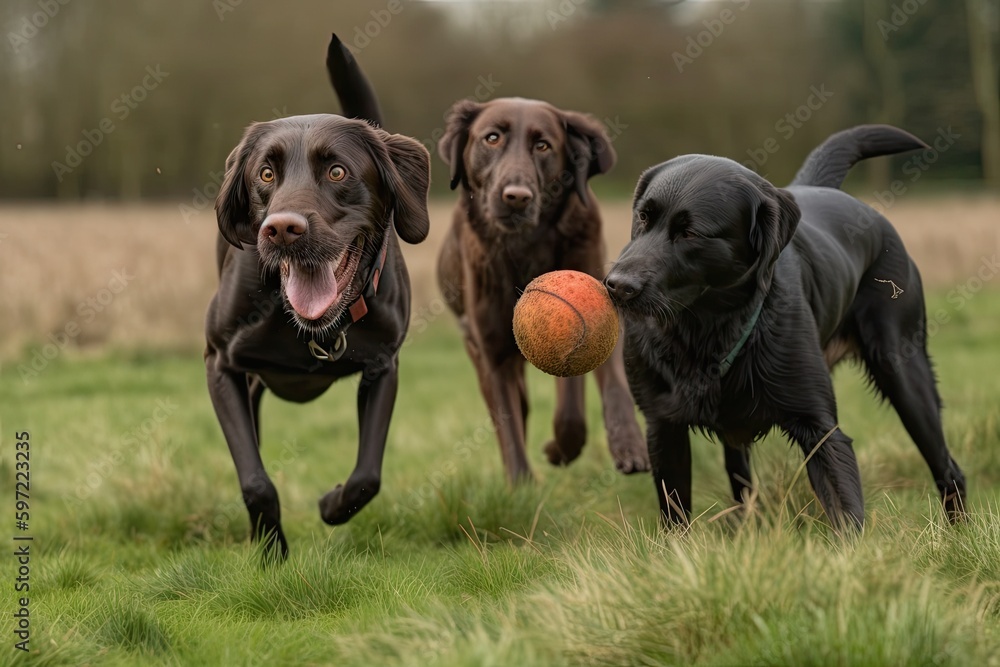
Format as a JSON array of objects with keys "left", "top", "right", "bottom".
[
  {"left": 544, "top": 375, "right": 587, "bottom": 467},
  {"left": 852, "top": 267, "right": 967, "bottom": 521}
]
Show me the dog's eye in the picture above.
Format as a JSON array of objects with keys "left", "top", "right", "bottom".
[
  {"left": 484, "top": 132, "right": 501, "bottom": 145},
  {"left": 636, "top": 211, "right": 648, "bottom": 226},
  {"left": 679, "top": 229, "right": 699, "bottom": 240},
  {"left": 259, "top": 166, "right": 274, "bottom": 183},
  {"left": 534, "top": 140, "right": 550, "bottom": 152},
  {"left": 328, "top": 165, "right": 347, "bottom": 182}
]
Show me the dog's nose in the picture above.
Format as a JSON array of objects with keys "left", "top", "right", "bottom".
[
  {"left": 604, "top": 272, "right": 643, "bottom": 303},
  {"left": 260, "top": 213, "right": 307, "bottom": 246},
  {"left": 501, "top": 185, "right": 533, "bottom": 210}
]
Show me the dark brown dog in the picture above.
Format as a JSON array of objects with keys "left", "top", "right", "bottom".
[
  {"left": 205, "top": 36, "right": 430, "bottom": 559},
  {"left": 437, "top": 97, "right": 649, "bottom": 482}
]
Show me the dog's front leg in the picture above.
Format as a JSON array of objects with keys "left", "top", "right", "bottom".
[
  {"left": 594, "top": 338, "right": 650, "bottom": 474},
  {"left": 647, "top": 419, "right": 692, "bottom": 526},
  {"left": 205, "top": 354, "right": 288, "bottom": 559},
  {"left": 319, "top": 359, "right": 398, "bottom": 525},
  {"left": 784, "top": 419, "right": 864, "bottom": 532},
  {"left": 720, "top": 436, "right": 753, "bottom": 505}
]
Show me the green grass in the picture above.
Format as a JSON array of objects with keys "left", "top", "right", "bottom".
[{"left": 2, "top": 290, "right": 1000, "bottom": 666}]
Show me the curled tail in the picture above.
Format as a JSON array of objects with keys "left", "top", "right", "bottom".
[
  {"left": 327, "top": 33, "right": 383, "bottom": 127},
  {"left": 790, "top": 124, "right": 928, "bottom": 189}
]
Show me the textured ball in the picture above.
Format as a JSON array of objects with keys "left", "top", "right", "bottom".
[{"left": 513, "top": 270, "right": 619, "bottom": 377}]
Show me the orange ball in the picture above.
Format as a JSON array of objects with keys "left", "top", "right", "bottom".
[{"left": 513, "top": 270, "right": 619, "bottom": 377}]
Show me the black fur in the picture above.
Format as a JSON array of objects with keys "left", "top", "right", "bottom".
[
  {"left": 791, "top": 124, "right": 926, "bottom": 189},
  {"left": 606, "top": 125, "right": 967, "bottom": 530}
]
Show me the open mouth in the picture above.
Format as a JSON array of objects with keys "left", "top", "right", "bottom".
[{"left": 280, "top": 236, "right": 364, "bottom": 321}]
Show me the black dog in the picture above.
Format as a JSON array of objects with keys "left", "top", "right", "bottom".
[
  {"left": 205, "top": 35, "right": 430, "bottom": 558},
  {"left": 605, "top": 125, "right": 966, "bottom": 530}
]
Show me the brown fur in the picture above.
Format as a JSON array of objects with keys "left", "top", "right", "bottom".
[{"left": 436, "top": 97, "right": 649, "bottom": 481}]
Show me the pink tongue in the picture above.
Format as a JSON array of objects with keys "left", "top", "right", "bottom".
[{"left": 285, "top": 263, "right": 339, "bottom": 320}]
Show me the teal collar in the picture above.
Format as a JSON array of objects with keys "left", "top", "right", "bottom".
[{"left": 718, "top": 300, "right": 764, "bottom": 378}]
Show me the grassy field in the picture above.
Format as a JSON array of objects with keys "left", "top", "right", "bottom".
[
  {"left": 2, "top": 287, "right": 1000, "bottom": 665},
  {"left": 1, "top": 200, "right": 1000, "bottom": 665}
]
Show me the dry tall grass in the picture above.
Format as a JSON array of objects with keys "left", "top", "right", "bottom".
[{"left": 1, "top": 196, "right": 997, "bottom": 357}]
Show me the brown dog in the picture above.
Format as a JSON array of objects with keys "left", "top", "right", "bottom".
[
  {"left": 205, "top": 36, "right": 430, "bottom": 559},
  {"left": 436, "top": 97, "right": 649, "bottom": 482}
]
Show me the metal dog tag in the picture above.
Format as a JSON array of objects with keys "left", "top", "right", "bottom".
[{"left": 308, "top": 331, "right": 348, "bottom": 362}]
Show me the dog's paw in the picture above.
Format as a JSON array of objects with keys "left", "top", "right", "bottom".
[
  {"left": 544, "top": 438, "right": 583, "bottom": 467},
  {"left": 319, "top": 478, "right": 381, "bottom": 525},
  {"left": 943, "top": 485, "right": 967, "bottom": 525},
  {"left": 545, "top": 418, "right": 587, "bottom": 467},
  {"left": 609, "top": 433, "right": 651, "bottom": 474}
]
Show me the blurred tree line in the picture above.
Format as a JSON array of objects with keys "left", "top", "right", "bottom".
[{"left": 0, "top": 0, "right": 996, "bottom": 201}]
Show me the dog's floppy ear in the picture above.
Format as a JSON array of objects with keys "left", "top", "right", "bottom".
[
  {"left": 561, "top": 110, "right": 616, "bottom": 207},
  {"left": 438, "top": 99, "right": 482, "bottom": 191},
  {"left": 749, "top": 182, "right": 800, "bottom": 292},
  {"left": 215, "top": 123, "right": 267, "bottom": 249},
  {"left": 374, "top": 129, "right": 431, "bottom": 244}
]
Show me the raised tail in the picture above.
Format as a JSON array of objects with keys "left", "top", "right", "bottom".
[
  {"left": 789, "top": 124, "right": 928, "bottom": 189},
  {"left": 326, "top": 33, "right": 383, "bottom": 127}
]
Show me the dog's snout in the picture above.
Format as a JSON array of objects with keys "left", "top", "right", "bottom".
[
  {"left": 605, "top": 271, "right": 643, "bottom": 303},
  {"left": 260, "top": 213, "right": 308, "bottom": 246},
  {"left": 501, "top": 185, "right": 533, "bottom": 210}
]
